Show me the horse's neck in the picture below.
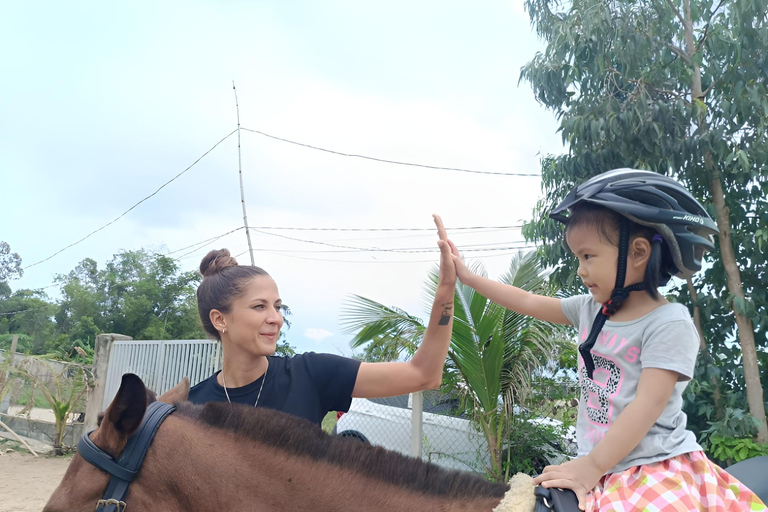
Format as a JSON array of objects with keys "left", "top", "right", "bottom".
[{"left": 132, "top": 416, "right": 502, "bottom": 512}]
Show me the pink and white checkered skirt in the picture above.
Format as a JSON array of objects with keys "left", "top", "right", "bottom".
[{"left": 586, "top": 451, "right": 766, "bottom": 511}]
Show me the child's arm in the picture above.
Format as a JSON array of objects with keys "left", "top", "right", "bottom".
[
  {"left": 532, "top": 367, "right": 679, "bottom": 510},
  {"left": 447, "top": 239, "right": 571, "bottom": 325}
]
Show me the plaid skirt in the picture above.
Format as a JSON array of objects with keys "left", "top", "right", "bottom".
[{"left": 586, "top": 451, "right": 766, "bottom": 511}]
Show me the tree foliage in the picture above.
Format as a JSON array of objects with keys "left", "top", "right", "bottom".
[
  {"left": 0, "top": 242, "right": 23, "bottom": 282},
  {"left": 53, "top": 250, "right": 205, "bottom": 344},
  {"left": 341, "top": 252, "right": 574, "bottom": 482},
  {"left": 0, "top": 248, "right": 299, "bottom": 361},
  {"left": 520, "top": 0, "right": 768, "bottom": 439}
]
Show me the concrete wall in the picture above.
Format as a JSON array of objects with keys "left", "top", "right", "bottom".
[
  {"left": 0, "top": 350, "right": 74, "bottom": 380},
  {"left": 0, "top": 412, "right": 85, "bottom": 447},
  {"left": 0, "top": 345, "right": 93, "bottom": 447}
]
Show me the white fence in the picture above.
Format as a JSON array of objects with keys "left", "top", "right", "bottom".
[{"left": 101, "top": 339, "right": 221, "bottom": 410}]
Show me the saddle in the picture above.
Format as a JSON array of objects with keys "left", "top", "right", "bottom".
[
  {"left": 725, "top": 455, "right": 768, "bottom": 505},
  {"left": 534, "top": 486, "right": 581, "bottom": 512}
]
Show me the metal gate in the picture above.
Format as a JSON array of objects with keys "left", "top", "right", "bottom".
[{"left": 101, "top": 339, "right": 221, "bottom": 410}]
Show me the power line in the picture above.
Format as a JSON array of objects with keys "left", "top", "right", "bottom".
[
  {"left": 16, "top": 119, "right": 536, "bottom": 275},
  {"left": 234, "top": 228, "right": 535, "bottom": 254},
  {"left": 0, "top": 304, "right": 53, "bottom": 316},
  {"left": 250, "top": 225, "right": 524, "bottom": 242},
  {"left": 164, "top": 225, "right": 522, "bottom": 255},
  {"left": 22, "top": 130, "right": 237, "bottom": 271},
  {"left": 325, "top": 228, "right": 522, "bottom": 243},
  {"left": 248, "top": 242, "right": 533, "bottom": 253},
  {"left": 165, "top": 225, "right": 526, "bottom": 262},
  {"left": 166, "top": 227, "right": 246, "bottom": 258},
  {"left": 2, "top": 229, "right": 536, "bottom": 304},
  {"left": 241, "top": 127, "right": 541, "bottom": 177},
  {"left": 249, "top": 224, "right": 523, "bottom": 231},
  {"left": 251, "top": 228, "right": 469, "bottom": 253},
  {"left": 259, "top": 247, "right": 537, "bottom": 264},
  {"left": 174, "top": 229, "right": 248, "bottom": 261}
]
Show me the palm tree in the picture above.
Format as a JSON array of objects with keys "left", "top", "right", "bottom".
[{"left": 340, "top": 251, "right": 571, "bottom": 482}]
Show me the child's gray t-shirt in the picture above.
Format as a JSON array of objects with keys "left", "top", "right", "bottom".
[{"left": 561, "top": 295, "right": 702, "bottom": 474}]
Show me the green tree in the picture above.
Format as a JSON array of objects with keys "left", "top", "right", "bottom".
[
  {"left": 0, "top": 290, "right": 57, "bottom": 353},
  {"left": 520, "top": 0, "right": 768, "bottom": 441},
  {"left": 275, "top": 305, "right": 297, "bottom": 357},
  {"left": 55, "top": 250, "right": 205, "bottom": 342},
  {"left": 341, "top": 252, "right": 570, "bottom": 482},
  {"left": 54, "top": 258, "right": 105, "bottom": 347},
  {"left": 0, "top": 242, "right": 23, "bottom": 282}
]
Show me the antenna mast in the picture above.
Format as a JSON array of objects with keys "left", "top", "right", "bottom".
[{"left": 233, "top": 81, "right": 255, "bottom": 265}]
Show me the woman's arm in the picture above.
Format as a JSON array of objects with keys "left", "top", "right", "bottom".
[
  {"left": 352, "top": 215, "right": 456, "bottom": 398},
  {"left": 532, "top": 367, "right": 679, "bottom": 510}
]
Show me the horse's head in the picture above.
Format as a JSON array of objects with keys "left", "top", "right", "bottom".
[{"left": 43, "top": 374, "right": 189, "bottom": 512}]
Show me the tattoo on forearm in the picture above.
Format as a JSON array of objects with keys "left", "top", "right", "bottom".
[{"left": 438, "top": 302, "right": 453, "bottom": 325}]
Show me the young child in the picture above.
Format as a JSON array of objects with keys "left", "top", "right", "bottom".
[{"left": 444, "top": 169, "right": 766, "bottom": 511}]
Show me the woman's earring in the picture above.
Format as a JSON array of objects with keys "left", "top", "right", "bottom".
[{"left": 222, "top": 327, "right": 227, "bottom": 334}]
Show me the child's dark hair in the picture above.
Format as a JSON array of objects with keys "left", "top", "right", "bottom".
[{"left": 565, "top": 203, "right": 674, "bottom": 299}]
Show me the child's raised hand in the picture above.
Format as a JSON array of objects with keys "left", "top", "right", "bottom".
[{"left": 445, "top": 236, "right": 473, "bottom": 284}]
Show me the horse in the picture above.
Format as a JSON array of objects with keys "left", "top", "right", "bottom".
[{"left": 43, "top": 373, "right": 535, "bottom": 512}]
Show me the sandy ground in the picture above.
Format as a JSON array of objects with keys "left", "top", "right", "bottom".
[{"left": 0, "top": 451, "right": 71, "bottom": 512}]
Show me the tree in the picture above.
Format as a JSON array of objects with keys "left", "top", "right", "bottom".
[
  {"left": 520, "top": 0, "right": 768, "bottom": 441},
  {"left": 55, "top": 250, "right": 206, "bottom": 342},
  {"left": 0, "top": 242, "right": 22, "bottom": 282},
  {"left": 341, "top": 252, "right": 571, "bottom": 482},
  {"left": 10, "top": 357, "right": 92, "bottom": 455},
  {"left": 54, "top": 258, "right": 104, "bottom": 346},
  {"left": 0, "top": 290, "right": 57, "bottom": 353},
  {"left": 274, "top": 305, "right": 298, "bottom": 357}
]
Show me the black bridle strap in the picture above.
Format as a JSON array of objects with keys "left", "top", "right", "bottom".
[
  {"left": 78, "top": 401, "right": 176, "bottom": 512},
  {"left": 579, "top": 217, "right": 645, "bottom": 380}
]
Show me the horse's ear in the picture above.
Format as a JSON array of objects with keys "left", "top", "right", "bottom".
[
  {"left": 159, "top": 377, "right": 190, "bottom": 404},
  {"left": 97, "top": 374, "right": 148, "bottom": 455}
]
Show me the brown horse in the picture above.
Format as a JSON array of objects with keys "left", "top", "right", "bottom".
[{"left": 44, "top": 374, "right": 523, "bottom": 512}]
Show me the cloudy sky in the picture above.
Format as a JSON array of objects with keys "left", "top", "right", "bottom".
[{"left": 2, "top": 1, "right": 565, "bottom": 355}]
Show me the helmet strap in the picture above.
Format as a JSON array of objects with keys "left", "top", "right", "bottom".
[{"left": 579, "top": 217, "right": 644, "bottom": 379}]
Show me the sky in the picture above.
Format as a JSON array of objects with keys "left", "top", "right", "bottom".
[{"left": 1, "top": 1, "right": 565, "bottom": 356}]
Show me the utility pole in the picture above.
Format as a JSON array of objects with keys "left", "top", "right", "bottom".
[{"left": 233, "top": 81, "right": 255, "bottom": 265}]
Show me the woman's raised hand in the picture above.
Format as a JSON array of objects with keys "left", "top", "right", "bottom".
[
  {"left": 433, "top": 215, "right": 473, "bottom": 284},
  {"left": 433, "top": 214, "right": 457, "bottom": 287}
]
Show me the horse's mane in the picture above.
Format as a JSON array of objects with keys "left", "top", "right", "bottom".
[{"left": 174, "top": 401, "right": 507, "bottom": 500}]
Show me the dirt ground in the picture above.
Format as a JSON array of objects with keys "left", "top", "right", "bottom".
[{"left": 0, "top": 451, "right": 71, "bottom": 512}]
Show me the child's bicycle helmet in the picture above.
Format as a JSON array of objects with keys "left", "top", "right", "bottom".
[
  {"left": 550, "top": 168, "right": 719, "bottom": 279},
  {"left": 549, "top": 169, "right": 719, "bottom": 378}
]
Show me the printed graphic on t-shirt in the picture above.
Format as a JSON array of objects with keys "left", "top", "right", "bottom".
[{"left": 578, "top": 326, "right": 638, "bottom": 445}]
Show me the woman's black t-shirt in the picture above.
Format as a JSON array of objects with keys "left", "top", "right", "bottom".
[{"left": 187, "top": 352, "right": 361, "bottom": 426}]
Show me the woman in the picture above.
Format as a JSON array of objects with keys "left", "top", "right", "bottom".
[{"left": 188, "top": 215, "right": 456, "bottom": 425}]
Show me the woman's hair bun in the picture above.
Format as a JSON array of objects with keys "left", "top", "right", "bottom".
[{"left": 199, "top": 249, "right": 238, "bottom": 277}]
